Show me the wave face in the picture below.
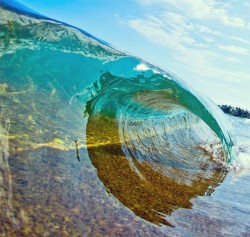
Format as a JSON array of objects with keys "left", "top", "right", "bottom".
[{"left": 0, "top": 0, "right": 240, "bottom": 235}]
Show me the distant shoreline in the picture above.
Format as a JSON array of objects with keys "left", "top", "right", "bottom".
[{"left": 219, "top": 105, "right": 250, "bottom": 119}]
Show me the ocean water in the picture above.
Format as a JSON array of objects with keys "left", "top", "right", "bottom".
[{"left": 0, "top": 1, "right": 249, "bottom": 236}]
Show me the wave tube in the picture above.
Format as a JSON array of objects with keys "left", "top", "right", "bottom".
[{"left": 0, "top": 0, "right": 235, "bottom": 228}]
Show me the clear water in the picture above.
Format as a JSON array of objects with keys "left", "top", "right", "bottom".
[{"left": 0, "top": 1, "right": 249, "bottom": 236}]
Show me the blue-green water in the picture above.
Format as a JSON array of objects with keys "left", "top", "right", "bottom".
[{"left": 0, "top": 1, "right": 250, "bottom": 236}]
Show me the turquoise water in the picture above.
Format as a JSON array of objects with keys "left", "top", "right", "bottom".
[{"left": 0, "top": 1, "right": 250, "bottom": 236}]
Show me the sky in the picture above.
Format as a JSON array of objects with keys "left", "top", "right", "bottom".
[{"left": 18, "top": 0, "right": 250, "bottom": 110}]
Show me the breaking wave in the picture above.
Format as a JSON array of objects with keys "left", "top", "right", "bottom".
[{"left": 0, "top": 0, "right": 241, "bottom": 228}]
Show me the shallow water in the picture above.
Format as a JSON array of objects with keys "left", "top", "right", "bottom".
[{"left": 0, "top": 1, "right": 250, "bottom": 236}]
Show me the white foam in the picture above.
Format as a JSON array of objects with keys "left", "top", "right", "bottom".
[
  {"left": 226, "top": 116, "right": 250, "bottom": 176},
  {"left": 232, "top": 143, "right": 250, "bottom": 168},
  {"left": 228, "top": 142, "right": 250, "bottom": 181},
  {"left": 133, "top": 63, "right": 159, "bottom": 73}
]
